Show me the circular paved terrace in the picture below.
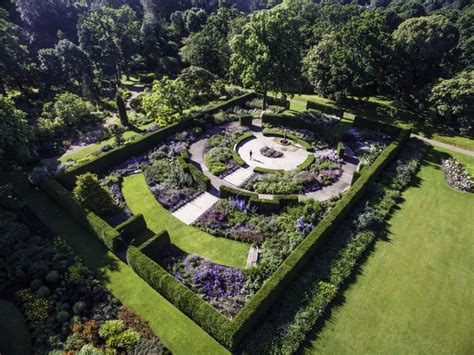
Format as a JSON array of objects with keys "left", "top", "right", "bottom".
[{"left": 236, "top": 133, "right": 309, "bottom": 171}]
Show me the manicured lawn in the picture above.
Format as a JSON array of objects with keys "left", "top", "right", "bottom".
[
  {"left": 301, "top": 146, "right": 474, "bottom": 354},
  {"left": 122, "top": 173, "right": 249, "bottom": 269},
  {"left": 11, "top": 175, "right": 228, "bottom": 355},
  {"left": 0, "top": 300, "right": 31, "bottom": 355}
]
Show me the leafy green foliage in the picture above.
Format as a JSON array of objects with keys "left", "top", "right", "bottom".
[
  {"left": 73, "top": 173, "right": 116, "bottom": 216},
  {"left": 0, "top": 96, "right": 33, "bottom": 162},
  {"left": 429, "top": 69, "right": 473, "bottom": 135}
]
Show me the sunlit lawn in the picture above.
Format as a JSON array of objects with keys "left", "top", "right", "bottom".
[{"left": 301, "top": 146, "right": 474, "bottom": 354}]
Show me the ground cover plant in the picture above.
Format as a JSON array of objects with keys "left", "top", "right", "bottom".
[
  {"left": 0, "top": 183, "right": 169, "bottom": 355},
  {"left": 241, "top": 139, "right": 429, "bottom": 353},
  {"left": 204, "top": 126, "right": 250, "bottom": 177},
  {"left": 343, "top": 127, "right": 393, "bottom": 166}
]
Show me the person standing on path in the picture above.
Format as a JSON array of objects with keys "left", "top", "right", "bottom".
[{"left": 249, "top": 150, "right": 253, "bottom": 160}]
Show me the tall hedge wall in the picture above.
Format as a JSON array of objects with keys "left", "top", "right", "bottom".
[
  {"left": 41, "top": 178, "right": 122, "bottom": 251},
  {"left": 306, "top": 101, "right": 344, "bottom": 117},
  {"left": 116, "top": 214, "right": 147, "bottom": 245},
  {"left": 126, "top": 246, "right": 234, "bottom": 346},
  {"left": 137, "top": 230, "right": 171, "bottom": 260},
  {"left": 226, "top": 128, "right": 410, "bottom": 346},
  {"left": 353, "top": 116, "right": 401, "bottom": 137}
]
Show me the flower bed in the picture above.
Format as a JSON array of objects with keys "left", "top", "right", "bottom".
[
  {"left": 203, "top": 127, "right": 250, "bottom": 177},
  {"left": 344, "top": 127, "right": 393, "bottom": 165},
  {"left": 105, "top": 129, "right": 203, "bottom": 211},
  {"left": 242, "top": 149, "right": 344, "bottom": 195},
  {"left": 0, "top": 185, "right": 169, "bottom": 354},
  {"left": 262, "top": 123, "right": 329, "bottom": 150},
  {"left": 299, "top": 110, "right": 340, "bottom": 128},
  {"left": 442, "top": 157, "right": 473, "bottom": 192},
  {"left": 158, "top": 246, "right": 246, "bottom": 318},
  {"left": 192, "top": 197, "right": 333, "bottom": 299}
]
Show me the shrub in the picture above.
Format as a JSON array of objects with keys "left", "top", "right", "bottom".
[
  {"left": 297, "top": 154, "right": 316, "bottom": 170},
  {"left": 337, "top": 142, "right": 345, "bottom": 157},
  {"left": 73, "top": 173, "right": 116, "bottom": 216},
  {"left": 239, "top": 115, "right": 253, "bottom": 126},
  {"left": 116, "top": 93, "right": 129, "bottom": 126}
]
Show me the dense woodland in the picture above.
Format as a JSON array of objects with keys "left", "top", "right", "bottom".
[{"left": 1, "top": 0, "right": 472, "bottom": 167}]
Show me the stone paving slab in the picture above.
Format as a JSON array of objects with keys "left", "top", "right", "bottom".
[
  {"left": 223, "top": 167, "right": 254, "bottom": 187},
  {"left": 172, "top": 192, "right": 219, "bottom": 225}
]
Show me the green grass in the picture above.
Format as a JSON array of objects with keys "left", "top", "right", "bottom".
[
  {"left": 10, "top": 174, "right": 228, "bottom": 355},
  {"left": 0, "top": 300, "right": 31, "bottom": 355},
  {"left": 301, "top": 146, "right": 474, "bottom": 354},
  {"left": 122, "top": 173, "right": 249, "bottom": 269}
]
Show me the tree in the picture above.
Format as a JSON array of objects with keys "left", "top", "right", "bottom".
[
  {"left": 0, "top": 96, "right": 34, "bottom": 163},
  {"left": 230, "top": 6, "right": 303, "bottom": 108},
  {"left": 38, "top": 39, "right": 95, "bottom": 99},
  {"left": 178, "top": 66, "right": 217, "bottom": 99},
  {"left": 180, "top": 7, "right": 244, "bottom": 77},
  {"left": 142, "top": 77, "right": 192, "bottom": 126},
  {"left": 78, "top": 5, "right": 140, "bottom": 83},
  {"left": 0, "top": 8, "right": 35, "bottom": 94},
  {"left": 429, "top": 70, "right": 473, "bottom": 135},
  {"left": 456, "top": 5, "right": 473, "bottom": 67},
  {"left": 303, "top": 10, "right": 394, "bottom": 100},
  {"left": 390, "top": 14, "right": 459, "bottom": 109},
  {"left": 73, "top": 173, "right": 116, "bottom": 216},
  {"left": 170, "top": 7, "right": 208, "bottom": 39},
  {"left": 116, "top": 93, "right": 129, "bottom": 126},
  {"left": 13, "top": 0, "right": 81, "bottom": 49}
]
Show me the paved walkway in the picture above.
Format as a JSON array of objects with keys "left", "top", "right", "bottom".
[
  {"left": 172, "top": 192, "right": 219, "bottom": 225},
  {"left": 223, "top": 167, "right": 254, "bottom": 187},
  {"left": 412, "top": 134, "right": 474, "bottom": 157},
  {"left": 188, "top": 119, "right": 359, "bottom": 202},
  {"left": 237, "top": 132, "right": 309, "bottom": 171}
]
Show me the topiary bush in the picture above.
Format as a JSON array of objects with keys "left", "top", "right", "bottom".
[{"left": 73, "top": 173, "right": 116, "bottom": 216}]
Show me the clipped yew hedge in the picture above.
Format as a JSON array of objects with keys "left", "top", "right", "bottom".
[
  {"left": 41, "top": 178, "right": 122, "bottom": 251},
  {"left": 116, "top": 214, "right": 147, "bottom": 245},
  {"left": 353, "top": 116, "right": 401, "bottom": 137},
  {"left": 126, "top": 246, "right": 233, "bottom": 346},
  {"left": 137, "top": 230, "right": 171, "bottom": 260},
  {"left": 297, "top": 154, "right": 316, "bottom": 170}
]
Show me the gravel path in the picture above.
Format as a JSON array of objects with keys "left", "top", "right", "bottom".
[{"left": 412, "top": 134, "right": 474, "bottom": 157}]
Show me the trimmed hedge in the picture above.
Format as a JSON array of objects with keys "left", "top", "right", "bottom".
[
  {"left": 262, "top": 129, "right": 312, "bottom": 151},
  {"left": 239, "top": 114, "right": 253, "bottom": 126},
  {"left": 188, "top": 163, "right": 211, "bottom": 190},
  {"left": 337, "top": 142, "right": 345, "bottom": 157},
  {"left": 351, "top": 171, "right": 361, "bottom": 185},
  {"left": 126, "top": 128, "right": 409, "bottom": 349},
  {"left": 253, "top": 167, "right": 284, "bottom": 174},
  {"left": 126, "top": 246, "right": 233, "bottom": 346},
  {"left": 353, "top": 116, "right": 401, "bottom": 137},
  {"left": 116, "top": 214, "right": 147, "bottom": 245},
  {"left": 226, "top": 128, "right": 411, "bottom": 347},
  {"left": 306, "top": 101, "right": 343, "bottom": 117},
  {"left": 261, "top": 112, "right": 335, "bottom": 145},
  {"left": 232, "top": 132, "right": 254, "bottom": 167},
  {"left": 297, "top": 154, "right": 316, "bottom": 170},
  {"left": 219, "top": 185, "right": 299, "bottom": 214},
  {"left": 57, "top": 92, "right": 257, "bottom": 188},
  {"left": 266, "top": 95, "right": 291, "bottom": 109},
  {"left": 41, "top": 178, "right": 122, "bottom": 251},
  {"left": 137, "top": 230, "right": 171, "bottom": 260}
]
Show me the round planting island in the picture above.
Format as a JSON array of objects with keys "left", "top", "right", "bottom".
[{"left": 236, "top": 134, "right": 310, "bottom": 171}]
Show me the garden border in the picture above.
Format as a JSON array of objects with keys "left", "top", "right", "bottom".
[
  {"left": 43, "top": 93, "right": 410, "bottom": 350},
  {"left": 118, "top": 126, "right": 410, "bottom": 349}
]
